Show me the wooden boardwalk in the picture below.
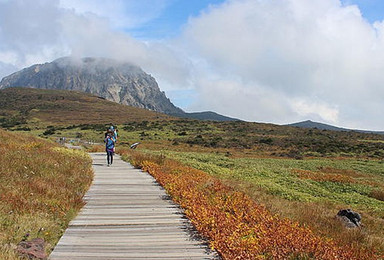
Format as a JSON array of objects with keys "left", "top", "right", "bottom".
[{"left": 49, "top": 153, "right": 218, "bottom": 260}]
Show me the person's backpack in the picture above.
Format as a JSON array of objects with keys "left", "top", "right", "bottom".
[{"left": 106, "top": 137, "right": 114, "bottom": 149}]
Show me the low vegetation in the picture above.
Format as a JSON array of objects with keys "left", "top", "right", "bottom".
[
  {"left": 145, "top": 150, "right": 384, "bottom": 253},
  {"left": 120, "top": 150, "right": 381, "bottom": 259},
  {"left": 0, "top": 129, "right": 93, "bottom": 259}
]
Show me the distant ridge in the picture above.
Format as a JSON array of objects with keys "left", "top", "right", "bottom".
[
  {"left": 287, "top": 120, "right": 384, "bottom": 135},
  {"left": 173, "top": 111, "right": 240, "bottom": 121}
]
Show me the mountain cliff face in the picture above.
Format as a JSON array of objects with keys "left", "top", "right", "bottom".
[{"left": 0, "top": 57, "right": 184, "bottom": 115}]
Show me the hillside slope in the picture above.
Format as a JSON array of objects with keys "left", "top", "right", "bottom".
[{"left": 0, "top": 87, "right": 171, "bottom": 126}]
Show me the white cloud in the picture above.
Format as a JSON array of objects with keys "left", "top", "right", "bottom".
[
  {"left": 59, "top": 0, "right": 170, "bottom": 30},
  {"left": 0, "top": 61, "right": 17, "bottom": 79},
  {"left": 0, "top": 0, "right": 63, "bottom": 67},
  {"left": 188, "top": 77, "right": 293, "bottom": 123},
  {"left": 291, "top": 99, "right": 339, "bottom": 123},
  {"left": 181, "top": 0, "right": 384, "bottom": 130}
]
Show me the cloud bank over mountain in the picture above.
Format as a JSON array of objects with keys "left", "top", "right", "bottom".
[
  {"left": 182, "top": 0, "right": 384, "bottom": 130},
  {"left": 0, "top": 0, "right": 190, "bottom": 87},
  {"left": 1, "top": 0, "right": 384, "bottom": 130}
]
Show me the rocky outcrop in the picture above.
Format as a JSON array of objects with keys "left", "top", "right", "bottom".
[
  {"left": 17, "top": 238, "right": 47, "bottom": 259},
  {"left": 0, "top": 57, "right": 184, "bottom": 115},
  {"left": 336, "top": 209, "right": 361, "bottom": 228}
]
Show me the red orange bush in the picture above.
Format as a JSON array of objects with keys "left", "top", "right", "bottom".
[{"left": 126, "top": 152, "right": 380, "bottom": 259}]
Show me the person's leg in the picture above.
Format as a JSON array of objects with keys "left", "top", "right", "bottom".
[
  {"left": 106, "top": 151, "right": 110, "bottom": 165},
  {"left": 110, "top": 152, "right": 113, "bottom": 165}
]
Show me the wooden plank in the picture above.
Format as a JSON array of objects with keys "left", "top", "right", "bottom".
[{"left": 49, "top": 153, "right": 218, "bottom": 260}]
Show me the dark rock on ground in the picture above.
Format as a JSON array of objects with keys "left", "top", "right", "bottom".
[
  {"left": 337, "top": 209, "right": 361, "bottom": 228},
  {"left": 17, "top": 238, "right": 47, "bottom": 259}
]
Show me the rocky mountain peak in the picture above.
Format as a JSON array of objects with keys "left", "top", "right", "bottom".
[{"left": 0, "top": 57, "right": 184, "bottom": 115}]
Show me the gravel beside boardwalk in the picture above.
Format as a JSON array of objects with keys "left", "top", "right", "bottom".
[{"left": 49, "top": 153, "right": 218, "bottom": 260}]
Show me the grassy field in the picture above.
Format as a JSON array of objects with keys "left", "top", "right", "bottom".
[{"left": 0, "top": 129, "right": 93, "bottom": 259}]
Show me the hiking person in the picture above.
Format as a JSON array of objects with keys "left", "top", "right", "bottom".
[
  {"left": 109, "top": 125, "right": 118, "bottom": 142},
  {"left": 114, "top": 128, "right": 118, "bottom": 142},
  {"left": 105, "top": 129, "right": 115, "bottom": 166}
]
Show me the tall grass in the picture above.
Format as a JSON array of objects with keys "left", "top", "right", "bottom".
[{"left": 0, "top": 129, "right": 93, "bottom": 259}]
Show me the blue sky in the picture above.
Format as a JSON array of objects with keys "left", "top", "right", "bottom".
[
  {"left": 1, "top": 0, "right": 384, "bottom": 130},
  {"left": 341, "top": 0, "right": 384, "bottom": 23},
  {"left": 127, "top": 0, "right": 226, "bottom": 40}
]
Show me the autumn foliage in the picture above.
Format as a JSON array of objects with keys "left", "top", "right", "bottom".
[
  {"left": 126, "top": 152, "right": 380, "bottom": 259},
  {"left": 0, "top": 129, "right": 93, "bottom": 259}
]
